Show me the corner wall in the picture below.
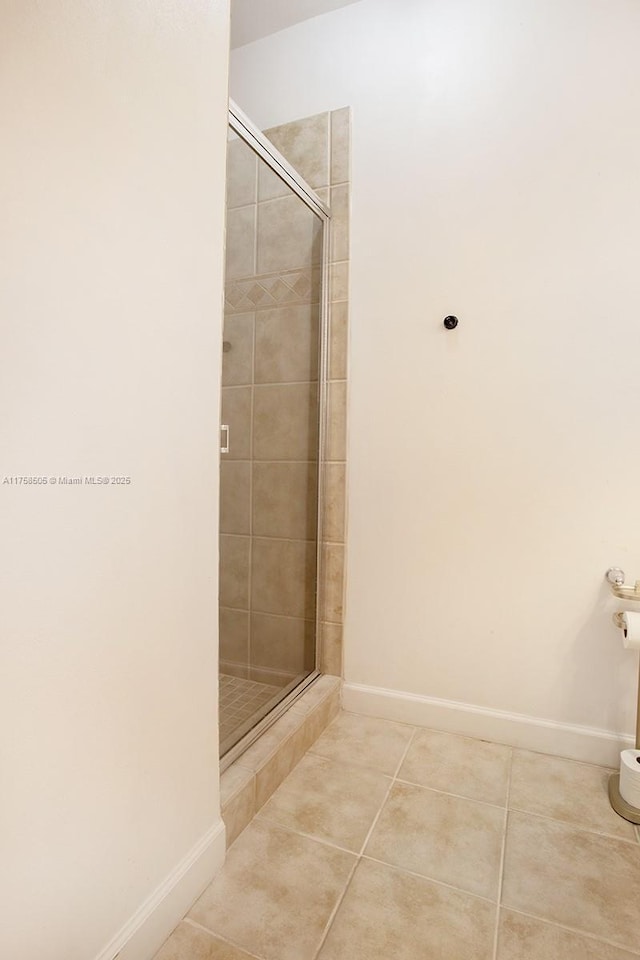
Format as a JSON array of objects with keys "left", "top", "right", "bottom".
[
  {"left": 231, "top": 0, "right": 640, "bottom": 762},
  {"left": 1, "top": 2, "right": 229, "bottom": 958}
]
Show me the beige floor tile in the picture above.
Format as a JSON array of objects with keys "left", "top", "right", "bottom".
[
  {"left": 318, "top": 858, "right": 495, "bottom": 960},
  {"left": 365, "top": 780, "right": 504, "bottom": 899},
  {"left": 188, "top": 819, "right": 355, "bottom": 960},
  {"left": 153, "top": 921, "right": 258, "bottom": 960},
  {"left": 258, "top": 753, "right": 390, "bottom": 852},
  {"left": 399, "top": 728, "right": 511, "bottom": 806},
  {"left": 497, "top": 909, "right": 640, "bottom": 960},
  {"left": 509, "top": 749, "right": 635, "bottom": 841},
  {"left": 502, "top": 811, "right": 640, "bottom": 953},
  {"left": 309, "top": 712, "right": 414, "bottom": 775}
]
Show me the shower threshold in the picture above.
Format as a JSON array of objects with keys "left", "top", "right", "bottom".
[{"left": 219, "top": 669, "right": 321, "bottom": 771}]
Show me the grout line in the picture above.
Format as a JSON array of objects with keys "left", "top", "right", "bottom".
[
  {"left": 253, "top": 812, "right": 356, "bottom": 857},
  {"left": 337, "top": 708, "right": 420, "bottom": 730},
  {"left": 506, "top": 805, "right": 640, "bottom": 846},
  {"left": 305, "top": 747, "right": 399, "bottom": 777},
  {"left": 354, "top": 728, "right": 418, "bottom": 858},
  {"left": 202, "top": 720, "right": 640, "bottom": 960},
  {"left": 393, "top": 777, "right": 508, "bottom": 812},
  {"left": 496, "top": 906, "right": 640, "bottom": 957},
  {"left": 359, "top": 853, "right": 498, "bottom": 907},
  {"left": 312, "top": 856, "right": 359, "bottom": 960},
  {"left": 300, "top": 749, "right": 395, "bottom": 782},
  {"left": 224, "top": 534, "right": 337, "bottom": 546},
  {"left": 183, "top": 918, "right": 266, "bottom": 960},
  {"left": 491, "top": 748, "right": 513, "bottom": 960},
  {"left": 312, "top": 728, "right": 417, "bottom": 959}
]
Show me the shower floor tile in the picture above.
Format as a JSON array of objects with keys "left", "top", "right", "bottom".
[{"left": 219, "top": 674, "right": 282, "bottom": 748}]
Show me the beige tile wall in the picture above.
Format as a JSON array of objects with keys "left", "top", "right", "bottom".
[
  {"left": 220, "top": 108, "right": 350, "bottom": 688},
  {"left": 320, "top": 106, "right": 350, "bottom": 678}
]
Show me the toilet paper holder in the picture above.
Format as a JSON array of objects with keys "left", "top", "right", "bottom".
[
  {"left": 606, "top": 569, "right": 640, "bottom": 823},
  {"left": 606, "top": 568, "right": 640, "bottom": 602}
]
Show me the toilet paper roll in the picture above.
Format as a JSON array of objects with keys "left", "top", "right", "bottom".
[
  {"left": 619, "top": 749, "right": 640, "bottom": 808},
  {"left": 620, "top": 612, "right": 640, "bottom": 650}
]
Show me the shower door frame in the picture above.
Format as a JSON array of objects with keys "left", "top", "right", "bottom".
[{"left": 220, "top": 101, "right": 331, "bottom": 770}]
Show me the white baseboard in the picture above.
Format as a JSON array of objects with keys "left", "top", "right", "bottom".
[
  {"left": 343, "top": 681, "right": 633, "bottom": 768},
  {"left": 94, "top": 819, "right": 226, "bottom": 960}
]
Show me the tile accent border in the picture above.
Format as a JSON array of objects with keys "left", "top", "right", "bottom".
[
  {"left": 93, "top": 820, "right": 226, "bottom": 960},
  {"left": 225, "top": 267, "right": 321, "bottom": 315},
  {"left": 343, "top": 680, "right": 634, "bottom": 767},
  {"left": 221, "top": 676, "right": 341, "bottom": 847}
]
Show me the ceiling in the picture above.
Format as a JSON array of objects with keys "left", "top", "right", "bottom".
[{"left": 230, "top": 0, "right": 363, "bottom": 48}]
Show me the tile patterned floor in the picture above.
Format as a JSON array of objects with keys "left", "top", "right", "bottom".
[
  {"left": 155, "top": 712, "right": 640, "bottom": 960},
  {"left": 219, "top": 674, "right": 282, "bottom": 748}
]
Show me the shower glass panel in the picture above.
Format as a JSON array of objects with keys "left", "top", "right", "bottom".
[{"left": 219, "top": 111, "right": 328, "bottom": 759}]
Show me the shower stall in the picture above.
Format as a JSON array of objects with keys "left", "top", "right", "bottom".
[{"left": 218, "top": 104, "right": 330, "bottom": 762}]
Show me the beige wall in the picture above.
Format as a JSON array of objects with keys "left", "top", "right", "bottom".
[
  {"left": 1, "top": 2, "right": 229, "bottom": 958},
  {"left": 231, "top": 0, "right": 640, "bottom": 759}
]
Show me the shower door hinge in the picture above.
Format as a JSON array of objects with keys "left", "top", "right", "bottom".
[{"left": 220, "top": 424, "right": 229, "bottom": 454}]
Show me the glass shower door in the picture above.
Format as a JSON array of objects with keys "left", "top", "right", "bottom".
[{"left": 219, "top": 111, "right": 328, "bottom": 758}]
